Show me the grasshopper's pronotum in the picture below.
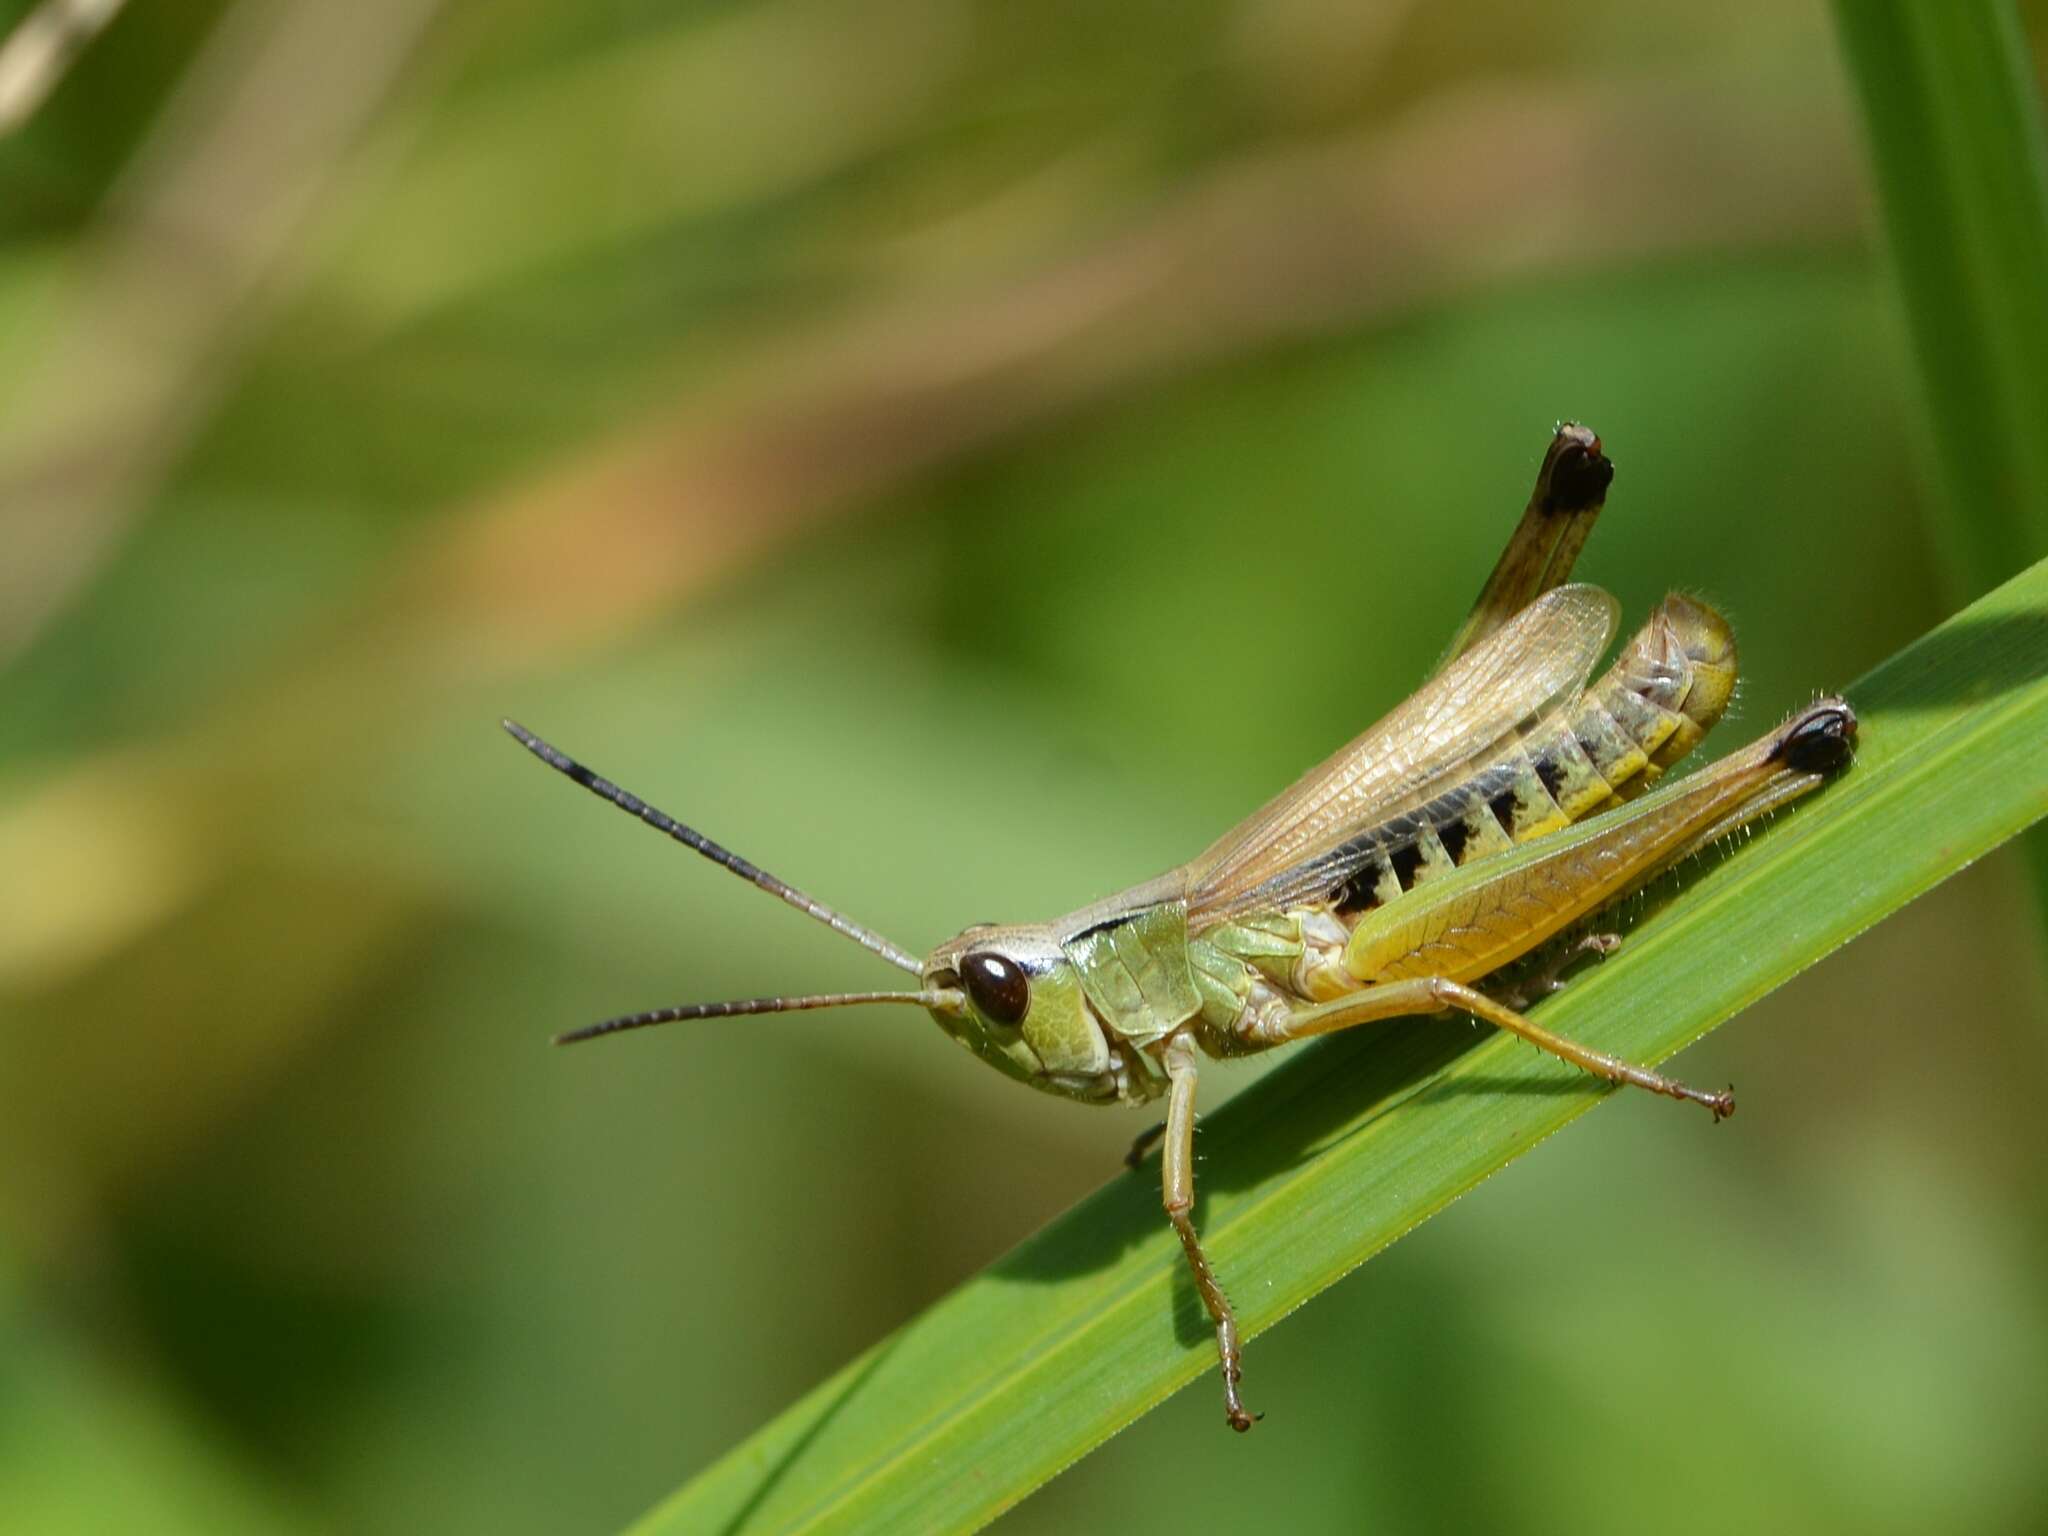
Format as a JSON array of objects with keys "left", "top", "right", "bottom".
[{"left": 507, "top": 425, "right": 1856, "bottom": 1430}]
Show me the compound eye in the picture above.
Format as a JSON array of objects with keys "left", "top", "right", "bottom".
[{"left": 960, "top": 951, "right": 1030, "bottom": 1026}]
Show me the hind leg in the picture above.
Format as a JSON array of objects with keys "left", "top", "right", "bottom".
[{"left": 1436, "top": 423, "right": 1612, "bottom": 668}]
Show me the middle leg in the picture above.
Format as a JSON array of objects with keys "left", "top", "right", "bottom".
[{"left": 1161, "top": 1034, "right": 1257, "bottom": 1432}]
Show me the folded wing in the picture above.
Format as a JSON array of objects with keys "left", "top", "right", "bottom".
[{"left": 1183, "top": 584, "right": 1619, "bottom": 923}]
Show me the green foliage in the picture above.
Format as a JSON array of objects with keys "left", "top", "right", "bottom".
[
  {"left": 1831, "top": 0, "right": 2048, "bottom": 920},
  {"left": 1832, "top": 0, "right": 2048, "bottom": 594}
]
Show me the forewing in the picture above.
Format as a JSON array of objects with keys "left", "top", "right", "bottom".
[{"left": 1183, "top": 584, "right": 1618, "bottom": 920}]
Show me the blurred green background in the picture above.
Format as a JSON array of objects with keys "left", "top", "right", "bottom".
[{"left": 4, "top": 1, "right": 2047, "bottom": 1532}]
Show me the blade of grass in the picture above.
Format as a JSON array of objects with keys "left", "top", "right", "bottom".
[
  {"left": 1831, "top": 0, "right": 2048, "bottom": 589},
  {"left": 1830, "top": 1, "right": 2048, "bottom": 920},
  {"left": 635, "top": 555, "right": 2048, "bottom": 1536}
]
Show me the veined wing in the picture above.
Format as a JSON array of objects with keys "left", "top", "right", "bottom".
[{"left": 1182, "top": 584, "right": 1619, "bottom": 922}]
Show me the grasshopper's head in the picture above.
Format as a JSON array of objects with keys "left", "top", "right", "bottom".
[
  {"left": 502, "top": 721, "right": 1119, "bottom": 1103},
  {"left": 921, "top": 925, "right": 1121, "bottom": 1104}
]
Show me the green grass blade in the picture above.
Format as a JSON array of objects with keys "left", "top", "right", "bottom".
[
  {"left": 1829, "top": 2, "right": 2048, "bottom": 927},
  {"left": 635, "top": 556, "right": 2048, "bottom": 1536},
  {"left": 1831, "top": 0, "right": 2048, "bottom": 590}
]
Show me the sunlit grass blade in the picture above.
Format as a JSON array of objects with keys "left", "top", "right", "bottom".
[{"left": 634, "top": 555, "right": 2048, "bottom": 1536}]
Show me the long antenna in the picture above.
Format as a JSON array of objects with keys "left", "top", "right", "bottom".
[
  {"left": 503, "top": 720, "right": 924, "bottom": 975},
  {"left": 554, "top": 988, "right": 965, "bottom": 1046}
]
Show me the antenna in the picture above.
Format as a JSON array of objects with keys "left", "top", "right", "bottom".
[
  {"left": 554, "top": 988, "right": 966, "bottom": 1046},
  {"left": 502, "top": 720, "right": 924, "bottom": 975}
]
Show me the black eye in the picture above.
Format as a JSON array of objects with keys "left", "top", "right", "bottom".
[{"left": 960, "top": 951, "right": 1030, "bottom": 1025}]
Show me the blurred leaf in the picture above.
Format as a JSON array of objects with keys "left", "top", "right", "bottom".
[
  {"left": 1832, "top": 0, "right": 2048, "bottom": 592},
  {"left": 1830, "top": 0, "right": 2048, "bottom": 932},
  {"left": 0, "top": 1260, "right": 313, "bottom": 1536},
  {"left": 635, "top": 553, "right": 2048, "bottom": 1535}
]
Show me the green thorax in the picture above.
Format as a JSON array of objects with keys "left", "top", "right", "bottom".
[{"left": 1061, "top": 900, "right": 1202, "bottom": 1047}]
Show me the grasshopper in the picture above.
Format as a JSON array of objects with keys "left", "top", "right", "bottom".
[{"left": 505, "top": 424, "right": 1856, "bottom": 1431}]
